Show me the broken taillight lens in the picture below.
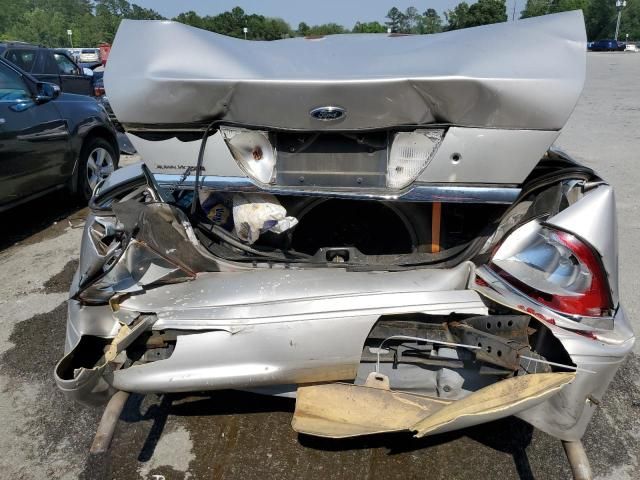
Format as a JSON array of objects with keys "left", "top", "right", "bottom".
[
  {"left": 490, "top": 221, "right": 612, "bottom": 317},
  {"left": 387, "top": 129, "right": 444, "bottom": 189},
  {"left": 221, "top": 127, "right": 276, "bottom": 184}
]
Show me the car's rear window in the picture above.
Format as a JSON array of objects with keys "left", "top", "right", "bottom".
[
  {"left": 81, "top": 49, "right": 97, "bottom": 54},
  {"left": 5, "top": 49, "right": 37, "bottom": 72}
]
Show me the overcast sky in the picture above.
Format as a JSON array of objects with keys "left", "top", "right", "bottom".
[{"left": 133, "top": 0, "right": 522, "bottom": 27}]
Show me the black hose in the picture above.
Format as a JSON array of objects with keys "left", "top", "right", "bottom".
[
  {"left": 190, "top": 121, "right": 222, "bottom": 215},
  {"left": 197, "top": 219, "right": 312, "bottom": 261}
]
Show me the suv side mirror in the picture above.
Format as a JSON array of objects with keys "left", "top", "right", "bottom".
[{"left": 35, "top": 82, "right": 61, "bottom": 104}]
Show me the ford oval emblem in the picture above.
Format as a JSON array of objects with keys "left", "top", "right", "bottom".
[{"left": 310, "top": 106, "right": 346, "bottom": 121}]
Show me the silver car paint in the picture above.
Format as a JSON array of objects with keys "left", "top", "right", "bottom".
[
  {"left": 128, "top": 128, "right": 558, "bottom": 188},
  {"left": 107, "top": 12, "right": 584, "bottom": 190},
  {"left": 417, "top": 128, "right": 560, "bottom": 184},
  {"left": 546, "top": 184, "right": 619, "bottom": 303},
  {"left": 105, "top": 12, "right": 585, "bottom": 132},
  {"left": 110, "top": 267, "right": 484, "bottom": 393},
  {"left": 515, "top": 306, "right": 634, "bottom": 441}
]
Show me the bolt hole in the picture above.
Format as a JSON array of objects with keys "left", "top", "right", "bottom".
[
  {"left": 487, "top": 346, "right": 492, "bottom": 353},
  {"left": 497, "top": 321, "right": 502, "bottom": 328},
  {"left": 451, "top": 152, "right": 461, "bottom": 163},
  {"left": 486, "top": 322, "right": 491, "bottom": 329},
  {"left": 478, "top": 342, "right": 482, "bottom": 348},
  {"left": 508, "top": 320, "right": 514, "bottom": 327},
  {"left": 497, "top": 350, "right": 502, "bottom": 357}
]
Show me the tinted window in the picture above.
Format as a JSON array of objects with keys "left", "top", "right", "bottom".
[
  {"left": 54, "top": 53, "right": 80, "bottom": 75},
  {"left": 0, "top": 63, "right": 31, "bottom": 102},
  {"left": 5, "top": 49, "right": 37, "bottom": 72},
  {"left": 81, "top": 49, "right": 97, "bottom": 54}
]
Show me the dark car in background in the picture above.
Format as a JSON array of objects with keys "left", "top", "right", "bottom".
[
  {"left": 589, "top": 39, "right": 625, "bottom": 51},
  {"left": 0, "top": 42, "right": 93, "bottom": 95},
  {"left": 0, "top": 57, "right": 119, "bottom": 210},
  {"left": 91, "top": 68, "right": 136, "bottom": 154}
]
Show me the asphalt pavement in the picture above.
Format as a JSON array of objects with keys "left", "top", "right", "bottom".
[{"left": 0, "top": 52, "right": 638, "bottom": 480}]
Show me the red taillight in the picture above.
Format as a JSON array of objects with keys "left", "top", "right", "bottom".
[
  {"left": 491, "top": 223, "right": 612, "bottom": 317},
  {"left": 94, "top": 85, "right": 105, "bottom": 97},
  {"left": 549, "top": 231, "right": 611, "bottom": 316}
]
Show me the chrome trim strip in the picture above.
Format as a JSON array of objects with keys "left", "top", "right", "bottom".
[{"left": 154, "top": 174, "right": 521, "bottom": 204}]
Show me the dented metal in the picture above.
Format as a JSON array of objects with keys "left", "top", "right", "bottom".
[{"left": 53, "top": 12, "right": 634, "bottom": 475}]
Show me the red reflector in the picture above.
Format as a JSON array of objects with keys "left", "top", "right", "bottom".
[{"left": 551, "top": 231, "right": 612, "bottom": 317}]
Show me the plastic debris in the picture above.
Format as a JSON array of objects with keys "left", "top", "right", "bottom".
[
  {"left": 232, "top": 193, "right": 298, "bottom": 244},
  {"left": 199, "top": 192, "right": 234, "bottom": 231}
]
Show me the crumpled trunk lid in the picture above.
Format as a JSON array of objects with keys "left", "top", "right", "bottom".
[{"left": 105, "top": 11, "right": 586, "bottom": 132}]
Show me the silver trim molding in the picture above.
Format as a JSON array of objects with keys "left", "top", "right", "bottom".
[{"left": 154, "top": 174, "right": 521, "bottom": 204}]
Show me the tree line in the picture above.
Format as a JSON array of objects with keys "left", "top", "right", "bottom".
[{"left": 0, "top": 0, "right": 637, "bottom": 48}]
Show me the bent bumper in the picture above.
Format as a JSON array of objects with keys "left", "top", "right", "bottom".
[{"left": 55, "top": 260, "right": 634, "bottom": 441}]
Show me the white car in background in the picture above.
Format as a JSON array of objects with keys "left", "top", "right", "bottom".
[
  {"left": 79, "top": 48, "right": 99, "bottom": 63},
  {"left": 624, "top": 43, "right": 638, "bottom": 52}
]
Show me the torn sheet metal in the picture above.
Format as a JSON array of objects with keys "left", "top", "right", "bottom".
[
  {"left": 116, "top": 262, "right": 483, "bottom": 329},
  {"left": 54, "top": 315, "right": 156, "bottom": 406}
]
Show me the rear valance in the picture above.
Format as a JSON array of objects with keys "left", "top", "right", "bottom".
[{"left": 105, "top": 11, "right": 586, "bottom": 132}]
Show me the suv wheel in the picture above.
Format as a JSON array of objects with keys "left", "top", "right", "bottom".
[{"left": 79, "top": 137, "right": 118, "bottom": 201}]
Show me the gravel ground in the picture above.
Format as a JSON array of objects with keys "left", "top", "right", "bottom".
[{"left": 0, "top": 52, "right": 638, "bottom": 480}]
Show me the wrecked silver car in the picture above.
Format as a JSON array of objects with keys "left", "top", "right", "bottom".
[{"left": 55, "top": 10, "right": 634, "bottom": 477}]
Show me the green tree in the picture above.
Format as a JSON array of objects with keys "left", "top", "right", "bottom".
[
  {"left": 385, "top": 7, "right": 409, "bottom": 32},
  {"left": 307, "top": 23, "right": 347, "bottom": 35},
  {"left": 445, "top": 2, "right": 471, "bottom": 29},
  {"left": 405, "top": 6, "right": 421, "bottom": 32},
  {"left": 619, "top": 0, "right": 640, "bottom": 40},
  {"left": 446, "top": 0, "right": 507, "bottom": 30},
  {"left": 6, "top": 8, "right": 67, "bottom": 46},
  {"left": 297, "top": 21, "right": 310, "bottom": 36},
  {"left": 173, "top": 11, "right": 206, "bottom": 29},
  {"left": 0, "top": 0, "right": 26, "bottom": 40},
  {"left": 420, "top": 8, "right": 443, "bottom": 33},
  {"left": 130, "top": 4, "right": 164, "bottom": 20},
  {"left": 521, "top": 0, "right": 588, "bottom": 19},
  {"left": 94, "top": 0, "right": 164, "bottom": 43},
  {"left": 584, "top": 0, "right": 617, "bottom": 39},
  {"left": 352, "top": 21, "right": 387, "bottom": 33},
  {"left": 520, "top": 0, "right": 550, "bottom": 18}
]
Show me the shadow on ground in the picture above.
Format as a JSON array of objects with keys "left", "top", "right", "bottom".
[{"left": 0, "top": 190, "right": 87, "bottom": 252}]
